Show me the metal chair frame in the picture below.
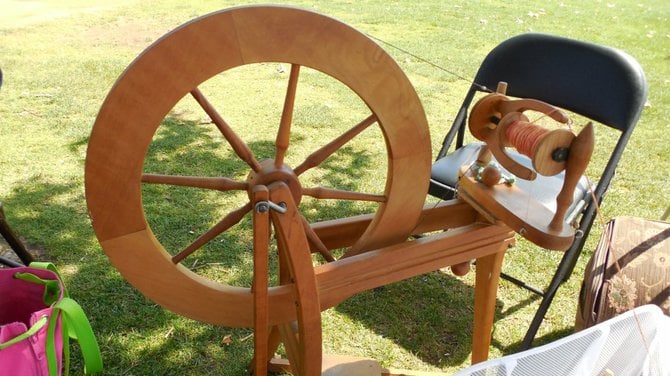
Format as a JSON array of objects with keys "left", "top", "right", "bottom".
[{"left": 429, "top": 33, "right": 648, "bottom": 349}]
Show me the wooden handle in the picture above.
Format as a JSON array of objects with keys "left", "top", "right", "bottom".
[{"left": 549, "top": 122, "right": 594, "bottom": 231}]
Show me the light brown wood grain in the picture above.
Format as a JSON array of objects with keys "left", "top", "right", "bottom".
[
  {"left": 252, "top": 186, "right": 271, "bottom": 376},
  {"left": 549, "top": 122, "right": 594, "bottom": 230},
  {"left": 472, "top": 250, "right": 506, "bottom": 364},
  {"left": 270, "top": 183, "right": 323, "bottom": 375},
  {"left": 458, "top": 166, "right": 574, "bottom": 251}
]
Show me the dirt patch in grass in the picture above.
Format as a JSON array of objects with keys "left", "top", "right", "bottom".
[
  {"left": 0, "top": 237, "right": 46, "bottom": 266},
  {"left": 0, "top": 1, "right": 125, "bottom": 29},
  {"left": 84, "top": 19, "right": 167, "bottom": 50},
  {"left": 1, "top": 1, "right": 166, "bottom": 51}
]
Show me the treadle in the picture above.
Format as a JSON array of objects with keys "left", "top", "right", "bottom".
[
  {"left": 269, "top": 355, "right": 453, "bottom": 376},
  {"left": 269, "top": 355, "right": 381, "bottom": 375}
]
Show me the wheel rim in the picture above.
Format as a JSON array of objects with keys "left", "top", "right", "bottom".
[{"left": 85, "top": 5, "right": 430, "bottom": 327}]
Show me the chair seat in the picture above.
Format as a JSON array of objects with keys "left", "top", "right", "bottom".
[{"left": 430, "top": 143, "right": 592, "bottom": 225}]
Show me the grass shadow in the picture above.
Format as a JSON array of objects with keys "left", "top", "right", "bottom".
[
  {"left": 333, "top": 272, "right": 564, "bottom": 369},
  {"left": 0, "top": 177, "right": 95, "bottom": 263},
  {"left": 65, "top": 256, "right": 262, "bottom": 375},
  {"left": 496, "top": 291, "right": 542, "bottom": 319},
  {"left": 490, "top": 326, "right": 575, "bottom": 356},
  {"left": 333, "top": 270, "right": 480, "bottom": 368}
]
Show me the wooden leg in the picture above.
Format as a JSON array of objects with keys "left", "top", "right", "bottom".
[
  {"left": 471, "top": 247, "right": 506, "bottom": 364},
  {"left": 269, "top": 183, "right": 323, "bottom": 375},
  {"left": 278, "top": 321, "right": 303, "bottom": 373},
  {"left": 251, "top": 186, "right": 270, "bottom": 375},
  {"left": 263, "top": 327, "right": 284, "bottom": 374}
]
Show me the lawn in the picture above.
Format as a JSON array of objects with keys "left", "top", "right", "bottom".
[{"left": 0, "top": 0, "right": 668, "bottom": 375}]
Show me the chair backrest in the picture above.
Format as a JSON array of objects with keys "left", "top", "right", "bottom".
[
  {"left": 476, "top": 33, "right": 647, "bottom": 131},
  {"left": 436, "top": 32, "right": 648, "bottom": 264}
]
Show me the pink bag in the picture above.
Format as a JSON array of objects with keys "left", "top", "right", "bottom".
[{"left": 0, "top": 263, "right": 102, "bottom": 375}]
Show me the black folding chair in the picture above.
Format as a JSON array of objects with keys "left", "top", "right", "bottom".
[
  {"left": 0, "top": 67, "right": 34, "bottom": 267},
  {"left": 429, "top": 33, "right": 648, "bottom": 349}
]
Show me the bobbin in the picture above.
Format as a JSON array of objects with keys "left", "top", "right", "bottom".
[{"left": 498, "top": 112, "right": 575, "bottom": 176}]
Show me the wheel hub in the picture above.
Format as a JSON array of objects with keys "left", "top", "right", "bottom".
[{"left": 246, "top": 159, "right": 303, "bottom": 205}]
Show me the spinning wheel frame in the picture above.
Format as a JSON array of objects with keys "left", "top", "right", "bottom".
[{"left": 85, "top": 6, "right": 431, "bottom": 327}]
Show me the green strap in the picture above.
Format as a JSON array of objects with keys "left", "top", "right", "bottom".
[
  {"left": 18, "top": 262, "right": 102, "bottom": 375},
  {"left": 13, "top": 272, "right": 61, "bottom": 306},
  {"left": 13, "top": 262, "right": 68, "bottom": 305},
  {"left": 28, "top": 262, "right": 60, "bottom": 275},
  {"left": 47, "top": 297, "right": 103, "bottom": 375},
  {"left": 29, "top": 262, "right": 69, "bottom": 297},
  {"left": 0, "top": 315, "right": 48, "bottom": 349},
  {"left": 47, "top": 304, "right": 65, "bottom": 376}
]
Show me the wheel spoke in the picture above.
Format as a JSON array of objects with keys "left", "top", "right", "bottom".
[
  {"left": 142, "top": 173, "right": 248, "bottom": 191},
  {"left": 293, "top": 114, "right": 378, "bottom": 175},
  {"left": 171, "top": 202, "right": 253, "bottom": 264},
  {"left": 275, "top": 64, "right": 301, "bottom": 168},
  {"left": 300, "top": 215, "right": 335, "bottom": 262},
  {"left": 190, "top": 88, "right": 262, "bottom": 172},
  {"left": 302, "top": 186, "right": 386, "bottom": 202}
]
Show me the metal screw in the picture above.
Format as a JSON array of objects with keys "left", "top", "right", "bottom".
[
  {"left": 255, "top": 200, "right": 287, "bottom": 214},
  {"left": 255, "top": 202, "right": 269, "bottom": 213},
  {"left": 268, "top": 201, "right": 287, "bottom": 213}
]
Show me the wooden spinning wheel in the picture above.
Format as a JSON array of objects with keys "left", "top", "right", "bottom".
[
  {"left": 86, "top": 5, "right": 600, "bottom": 376},
  {"left": 85, "top": 5, "right": 431, "bottom": 328}
]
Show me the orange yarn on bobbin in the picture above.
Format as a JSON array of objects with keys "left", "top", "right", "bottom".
[
  {"left": 498, "top": 113, "right": 576, "bottom": 177},
  {"left": 505, "top": 120, "right": 551, "bottom": 158}
]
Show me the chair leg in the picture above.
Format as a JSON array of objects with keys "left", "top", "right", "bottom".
[
  {"left": 518, "top": 243, "right": 581, "bottom": 350},
  {"left": 0, "top": 255, "right": 22, "bottom": 267},
  {"left": 499, "top": 271, "right": 545, "bottom": 297},
  {"left": 0, "top": 202, "right": 33, "bottom": 266}
]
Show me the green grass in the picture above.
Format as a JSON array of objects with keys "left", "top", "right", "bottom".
[{"left": 1, "top": 0, "right": 668, "bottom": 374}]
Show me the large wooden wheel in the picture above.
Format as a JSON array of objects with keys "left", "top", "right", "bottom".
[{"left": 85, "top": 5, "right": 431, "bottom": 327}]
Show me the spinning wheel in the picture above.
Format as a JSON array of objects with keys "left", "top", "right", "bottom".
[
  {"left": 85, "top": 5, "right": 431, "bottom": 327},
  {"left": 85, "top": 5, "right": 594, "bottom": 375}
]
